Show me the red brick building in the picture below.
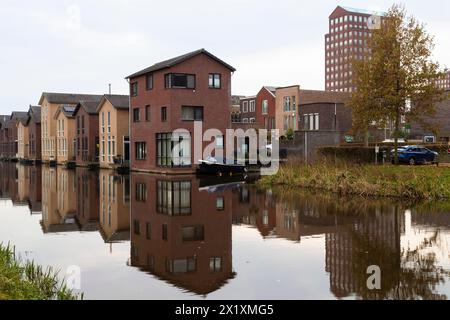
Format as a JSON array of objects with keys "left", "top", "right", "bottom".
[
  {"left": 73, "top": 99, "right": 102, "bottom": 166},
  {"left": 0, "top": 115, "right": 9, "bottom": 158},
  {"left": 26, "top": 106, "right": 42, "bottom": 163},
  {"left": 127, "top": 49, "right": 235, "bottom": 173},
  {"left": 1, "top": 112, "right": 29, "bottom": 159},
  {"left": 239, "top": 96, "right": 257, "bottom": 124},
  {"left": 325, "top": 6, "right": 384, "bottom": 92},
  {"left": 255, "top": 86, "right": 277, "bottom": 130}
]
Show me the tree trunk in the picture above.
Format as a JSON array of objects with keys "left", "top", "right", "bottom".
[{"left": 394, "top": 105, "right": 400, "bottom": 165}]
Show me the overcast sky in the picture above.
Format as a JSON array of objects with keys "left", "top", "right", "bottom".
[{"left": 1, "top": 0, "right": 449, "bottom": 114}]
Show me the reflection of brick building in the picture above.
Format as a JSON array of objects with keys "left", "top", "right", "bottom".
[
  {"left": 0, "top": 162, "right": 15, "bottom": 199},
  {"left": 130, "top": 174, "right": 234, "bottom": 295},
  {"left": 99, "top": 170, "right": 130, "bottom": 243},
  {"left": 75, "top": 168, "right": 100, "bottom": 231},
  {"left": 41, "top": 166, "right": 78, "bottom": 233},
  {"left": 27, "top": 165, "right": 42, "bottom": 214},
  {"left": 231, "top": 186, "right": 277, "bottom": 238}
]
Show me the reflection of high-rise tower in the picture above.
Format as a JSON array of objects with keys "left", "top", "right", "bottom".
[
  {"left": 75, "top": 168, "right": 100, "bottom": 231},
  {"left": 130, "top": 174, "right": 235, "bottom": 295},
  {"left": 99, "top": 170, "right": 130, "bottom": 243},
  {"left": 325, "top": 204, "right": 404, "bottom": 299}
]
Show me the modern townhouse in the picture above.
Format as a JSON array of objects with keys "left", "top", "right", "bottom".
[
  {"left": 255, "top": 86, "right": 277, "bottom": 130},
  {"left": 275, "top": 85, "right": 300, "bottom": 137},
  {"left": 240, "top": 96, "right": 257, "bottom": 124},
  {"left": 38, "top": 92, "right": 102, "bottom": 164},
  {"left": 17, "top": 117, "right": 29, "bottom": 162},
  {"left": 54, "top": 105, "right": 77, "bottom": 167},
  {"left": 26, "top": 106, "right": 42, "bottom": 164},
  {"left": 0, "top": 115, "right": 9, "bottom": 158},
  {"left": 127, "top": 48, "right": 235, "bottom": 173},
  {"left": 97, "top": 94, "right": 130, "bottom": 170},
  {"left": 73, "top": 98, "right": 103, "bottom": 167}
]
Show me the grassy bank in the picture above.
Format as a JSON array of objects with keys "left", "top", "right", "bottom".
[
  {"left": 258, "top": 160, "right": 450, "bottom": 200},
  {"left": 0, "top": 244, "right": 81, "bottom": 300}
]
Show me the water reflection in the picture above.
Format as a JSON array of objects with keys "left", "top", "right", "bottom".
[{"left": 1, "top": 162, "right": 450, "bottom": 299}]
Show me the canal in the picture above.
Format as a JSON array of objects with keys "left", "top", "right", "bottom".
[{"left": 1, "top": 161, "right": 450, "bottom": 300}]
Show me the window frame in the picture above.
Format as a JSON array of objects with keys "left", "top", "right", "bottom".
[
  {"left": 165, "top": 73, "right": 196, "bottom": 89},
  {"left": 208, "top": 73, "right": 222, "bottom": 89}
]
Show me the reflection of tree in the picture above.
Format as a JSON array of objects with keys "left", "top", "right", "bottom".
[{"left": 350, "top": 208, "right": 449, "bottom": 300}]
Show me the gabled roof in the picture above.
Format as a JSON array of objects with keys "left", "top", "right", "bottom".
[
  {"left": 38, "top": 92, "right": 103, "bottom": 105},
  {"left": 27, "top": 106, "right": 41, "bottom": 124},
  {"left": 0, "top": 115, "right": 9, "bottom": 128},
  {"left": 54, "top": 105, "right": 77, "bottom": 119},
  {"left": 262, "top": 86, "right": 278, "bottom": 97},
  {"left": 126, "top": 48, "right": 236, "bottom": 79},
  {"left": 299, "top": 90, "right": 350, "bottom": 105},
  {"left": 97, "top": 95, "right": 130, "bottom": 112},
  {"left": 10, "top": 111, "right": 28, "bottom": 121},
  {"left": 73, "top": 98, "right": 103, "bottom": 116}
]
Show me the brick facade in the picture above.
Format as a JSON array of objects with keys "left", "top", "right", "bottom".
[{"left": 128, "top": 49, "right": 235, "bottom": 173}]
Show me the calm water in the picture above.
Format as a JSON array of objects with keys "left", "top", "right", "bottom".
[{"left": 1, "top": 162, "right": 450, "bottom": 300}]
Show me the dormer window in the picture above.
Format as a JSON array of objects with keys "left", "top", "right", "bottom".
[{"left": 165, "top": 73, "right": 196, "bottom": 89}]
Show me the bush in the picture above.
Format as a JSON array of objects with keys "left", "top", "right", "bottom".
[{"left": 319, "top": 144, "right": 449, "bottom": 164}]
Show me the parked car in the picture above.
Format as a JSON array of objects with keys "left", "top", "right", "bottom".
[{"left": 390, "top": 146, "right": 439, "bottom": 165}]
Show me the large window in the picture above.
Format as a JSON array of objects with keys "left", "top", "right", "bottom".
[
  {"left": 209, "top": 74, "right": 221, "bottom": 89},
  {"left": 242, "top": 101, "right": 248, "bottom": 113},
  {"left": 135, "top": 183, "right": 147, "bottom": 202},
  {"left": 182, "top": 225, "right": 204, "bottom": 242},
  {"left": 303, "top": 113, "right": 320, "bottom": 131},
  {"left": 181, "top": 106, "right": 203, "bottom": 121},
  {"left": 262, "top": 100, "right": 268, "bottom": 115},
  {"left": 135, "top": 142, "right": 147, "bottom": 160},
  {"left": 146, "top": 74, "right": 153, "bottom": 90},
  {"left": 283, "top": 96, "right": 291, "bottom": 112},
  {"left": 156, "top": 133, "right": 191, "bottom": 167},
  {"left": 166, "top": 258, "right": 196, "bottom": 273},
  {"left": 157, "top": 180, "right": 191, "bottom": 215},
  {"left": 165, "top": 73, "right": 195, "bottom": 89},
  {"left": 145, "top": 105, "right": 151, "bottom": 122},
  {"left": 133, "top": 108, "right": 140, "bottom": 122},
  {"left": 161, "top": 107, "right": 167, "bottom": 122},
  {"left": 249, "top": 100, "right": 255, "bottom": 112},
  {"left": 131, "top": 82, "right": 138, "bottom": 96}
]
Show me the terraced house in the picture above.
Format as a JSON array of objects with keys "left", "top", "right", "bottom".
[
  {"left": 17, "top": 117, "right": 29, "bottom": 161},
  {"left": 127, "top": 48, "right": 235, "bottom": 173},
  {"left": 54, "top": 105, "right": 77, "bottom": 166},
  {"left": 26, "top": 106, "right": 42, "bottom": 163},
  {"left": 39, "top": 92, "right": 102, "bottom": 164},
  {"left": 73, "top": 98, "right": 103, "bottom": 167},
  {"left": 0, "top": 115, "right": 9, "bottom": 158},
  {"left": 97, "top": 95, "right": 130, "bottom": 169}
]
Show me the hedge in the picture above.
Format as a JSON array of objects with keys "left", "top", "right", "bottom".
[{"left": 318, "top": 144, "right": 449, "bottom": 164}]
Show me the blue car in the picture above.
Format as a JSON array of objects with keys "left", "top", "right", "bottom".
[{"left": 391, "top": 146, "right": 439, "bottom": 165}]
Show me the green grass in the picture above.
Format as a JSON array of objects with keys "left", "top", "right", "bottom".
[
  {"left": 259, "top": 159, "right": 450, "bottom": 200},
  {"left": 0, "top": 243, "right": 82, "bottom": 300}
]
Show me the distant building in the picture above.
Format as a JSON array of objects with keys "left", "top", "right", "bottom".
[
  {"left": 17, "top": 117, "right": 29, "bottom": 161},
  {"left": 239, "top": 96, "right": 257, "bottom": 124},
  {"left": 275, "top": 85, "right": 300, "bottom": 136},
  {"left": 436, "top": 69, "right": 450, "bottom": 90},
  {"left": 256, "top": 86, "right": 277, "bottom": 130},
  {"left": 325, "top": 6, "right": 385, "bottom": 92}
]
